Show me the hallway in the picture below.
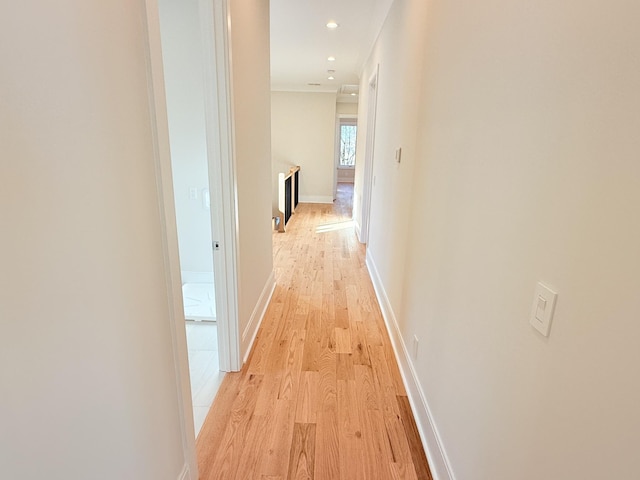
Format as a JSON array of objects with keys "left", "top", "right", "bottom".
[{"left": 196, "top": 185, "right": 432, "bottom": 479}]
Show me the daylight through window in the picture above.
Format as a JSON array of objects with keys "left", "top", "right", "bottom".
[{"left": 339, "top": 123, "right": 357, "bottom": 167}]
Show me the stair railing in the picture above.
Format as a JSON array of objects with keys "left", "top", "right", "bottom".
[{"left": 277, "top": 165, "right": 300, "bottom": 232}]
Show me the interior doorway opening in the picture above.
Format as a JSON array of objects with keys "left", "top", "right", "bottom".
[
  {"left": 334, "top": 114, "right": 358, "bottom": 206},
  {"left": 358, "top": 68, "right": 379, "bottom": 244},
  {"left": 157, "top": 0, "right": 225, "bottom": 437}
]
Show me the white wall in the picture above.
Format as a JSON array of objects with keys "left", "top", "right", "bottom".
[
  {"left": 337, "top": 101, "right": 358, "bottom": 115},
  {"left": 358, "top": 0, "right": 640, "bottom": 479},
  {"left": 0, "top": 1, "right": 191, "bottom": 479},
  {"left": 271, "top": 91, "right": 337, "bottom": 206},
  {"left": 158, "top": 0, "right": 213, "bottom": 276},
  {"left": 229, "top": 0, "right": 276, "bottom": 359},
  {"left": 354, "top": 0, "right": 429, "bottom": 309}
]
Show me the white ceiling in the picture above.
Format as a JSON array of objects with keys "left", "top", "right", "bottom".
[{"left": 270, "top": 0, "right": 394, "bottom": 100}]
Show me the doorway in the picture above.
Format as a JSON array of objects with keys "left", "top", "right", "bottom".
[
  {"left": 156, "top": 0, "right": 240, "bottom": 437},
  {"left": 358, "top": 68, "right": 379, "bottom": 244},
  {"left": 334, "top": 114, "right": 358, "bottom": 208}
]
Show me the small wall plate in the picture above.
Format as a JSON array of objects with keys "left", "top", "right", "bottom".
[{"left": 529, "top": 282, "right": 557, "bottom": 337}]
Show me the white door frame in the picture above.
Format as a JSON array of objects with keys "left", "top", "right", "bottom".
[
  {"left": 143, "top": 0, "right": 239, "bottom": 476},
  {"left": 146, "top": 0, "right": 240, "bottom": 374},
  {"left": 142, "top": 0, "right": 198, "bottom": 476},
  {"left": 359, "top": 67, "right": 379, "bottom": 244},
  {"left": 200, "top": 0, "right": 241, "bottom": 372}
]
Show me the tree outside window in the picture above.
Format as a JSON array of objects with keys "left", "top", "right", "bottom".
[{"left": 339, "top": 124, "right": 357, "bottom": 167}]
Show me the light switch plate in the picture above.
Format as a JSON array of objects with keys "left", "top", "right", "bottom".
[{"left": 530, "top": 282, "right": 557, "bottom": 337}]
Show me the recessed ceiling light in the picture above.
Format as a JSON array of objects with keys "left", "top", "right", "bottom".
[
  {"left": 326, "top": 21, "right": 338, "bottom": 29},
  {"left": 328, "top": 56, "right": 336, "bottom": 62},
  {"left": 351, "top": 93, "right": 357, "bottom": 96},
  {"left": 328, "top": 76, "right": 335, "bottom": 80}
]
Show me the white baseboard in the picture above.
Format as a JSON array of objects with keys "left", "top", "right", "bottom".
[
  {"left": 299, "top": 195, "right": 334, "bottom": 204},
  {"left": 241, "top": 270, "right": 276, "bottom": 363},
  {"left": 365, "top": 250, "right": 455, "bottom": 480}
]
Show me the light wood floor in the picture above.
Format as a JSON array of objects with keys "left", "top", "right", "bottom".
[{"left": 196, "top": 183, "right": 432, "bottom": 480}]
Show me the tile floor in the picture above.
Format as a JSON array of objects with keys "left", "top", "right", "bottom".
[
  {"left": 185, "top": 321, "right": 225, "bottom": 436},
  {"left": 183, "top": 283, "right": 216, "bottom": 321}
]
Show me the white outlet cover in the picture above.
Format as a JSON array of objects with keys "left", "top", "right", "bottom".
[{"left": 529, "top": 282, "right": 557, "bottom": 337}]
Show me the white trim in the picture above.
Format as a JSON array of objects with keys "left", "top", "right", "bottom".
[
  {"left": 142, "top": 0, "right": 198, "bottom": 476},
  {"left": 299, "top": 195, "right": 334, "bottom": 204},
  {"left": 178, "top": 464, "right": 191, "bottom": 480},
  {"left": 241, "top": 271, "right": 276, "bottom": 363},
  {"left": 200, "top": 0, "right": 242, "bottom": 372},
  {"left": 359, "top": 66, "right": 379, "bottom": 244},
  {"left": 366, "top": 250, "right": 456, "bottom": 480}
]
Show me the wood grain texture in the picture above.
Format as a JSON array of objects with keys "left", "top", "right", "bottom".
[
  {"left": 397, "top": 396, "right": 433, "bottom": 480},
  {"left": 287, "top": 423, "right": 317, "bottom": 480},
  {"left": 196, "top": 184, "right": 432, "bottom": 479}
]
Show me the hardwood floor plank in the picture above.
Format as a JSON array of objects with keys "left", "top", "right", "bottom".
[
  {"left": 336, "top": 352, "right": 355, "bottom": 381},
  {"left": 390, "top": 462, "right": 420, "bottom": 480},
  {"left": 247, "top": 302, "right": 284, "bottom": 374},
  {"left": 354, "top": 364, "right": 379, "bottom": 410},
  {"left": 258, "top": 399, "right": 297, "bottom": 478},
  {"left": 383, "top": 410, "right": 414, "bottom": 465},
  {"left": 337, "top": 379, "right": 366, "bottom": 480},
  {"left": 363, "top": 311, "right": 384, "bottom": 347},
  {"left": 397, "top": 395, "right": 433, "bottom": 480},
  {"left": 370, "top": 345, "right": 404, "bottom": 402},
  {"left": 278, "top": 329, "right": 306, "bottom": 401},
  {"left": 357, "top": 384, "right": 390, "bottom": 479},
  {"left": 254, "top": 372, "right": 282, "bottom": 417},
  {"left": 346, "top": 284, "right": 363, "bottom": 323},
  {"left": 385, "top": 342, "right": 408, "bottom": 396},
  {"left": 334, "top": 327, "right": 352, "bottom": 354},
  {"left": 287, "top": 423, "right": 317, "bottom": 480},
  {"left": 233, "top": 412, "right": 270, "bottom": 480},
  {"left": 302, "top": 311, "right": 321, "bottom": 372},
  {"left": 317, "top": 348, "right": 337, "bottom": 412},
  {"left": 367, "top": 408, "right": 397, "bottom": 464},
  {"left": 314, "top": 396, "right": 340, "bottom": 480},
  {"left": 266, "top": 324, "right": 297, "bottom": 375},
  {"left": 198, "top": 373, "right": 263, "bottom": 480},
  {"left": 196, "top": 371, "right": 243, "bottom": 474},
  {"left": 335, "top": 307, "right": 350, "bottom": 330},
  {"left": 295, "top": 370, "right": 319, "bottom": 424},
  {"left": 320, "top": 293, "right": 336, "bottom": 351},
  {"left": 351, "top": 321, "right": 371, "bottom": 366}
]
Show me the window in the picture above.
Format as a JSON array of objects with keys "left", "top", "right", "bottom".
[{"left": 339, "top": 121, "right": 357, "bottom": 167}]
